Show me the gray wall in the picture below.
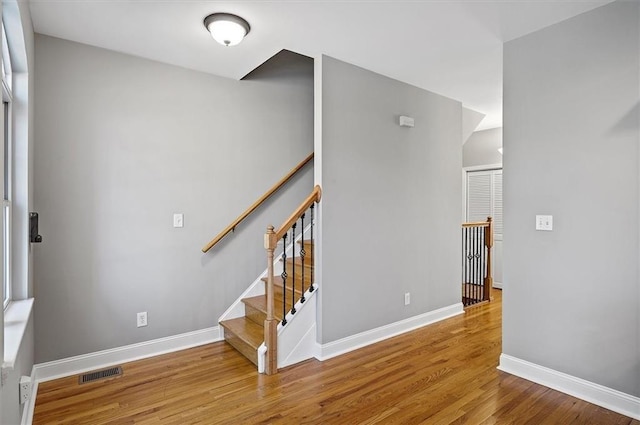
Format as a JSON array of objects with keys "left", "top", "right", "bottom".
[
  {"left": 503, "top": 0, "right": 639, "bottom": 397},
  {"left": 463, "top": 127, "right": 502, "bottom": 168},
  {"left": 34, "top": 36, "right": 313, "bottom": 362},
  {"left": 320, "top": 56, "right": 462, "bottom": 343}
]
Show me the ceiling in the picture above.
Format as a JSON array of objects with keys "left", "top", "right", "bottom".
[{"left": 29, "top": 0, "right": 613, "bottom": 131}]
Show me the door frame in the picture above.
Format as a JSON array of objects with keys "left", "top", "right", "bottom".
[
  {"left": 462, "top": 163, "right": 503, "bottom": 288},
  {"left": 461, "top": 163, "right": 502, "bottom": 223}
]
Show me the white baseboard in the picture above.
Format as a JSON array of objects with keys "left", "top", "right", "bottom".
[
  {"left": 317, "top": 302, "right": 464, "bottom": 361},
  {"left": 498, "top": 354, "right": 640, "bottom": 420},
  {"left": 33, "top": 326, "right": 222, "bottom": 384},
  {"left": 493, "top": 281, "right": 502, "bottom": 289}
]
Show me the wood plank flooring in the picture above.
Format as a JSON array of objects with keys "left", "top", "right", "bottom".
[{"left": 33, "top": 290, "right": 639, "bottom": 424}]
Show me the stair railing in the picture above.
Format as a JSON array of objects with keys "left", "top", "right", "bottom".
[
  {"left": 201, "top": 153, "right": 314, "bottom": 253},
  {"left": 264, "top": 185, "right": 322, "bottom": 375},
  {"left": 461, "top": 217, "right": 493, "bottom": 307}
]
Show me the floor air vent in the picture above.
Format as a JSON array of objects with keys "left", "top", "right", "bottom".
[{"left": 79, "top": 366, "right": 123, "bottom": 384}]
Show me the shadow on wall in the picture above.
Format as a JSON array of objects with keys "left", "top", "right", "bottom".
[
  {"left": 608, "top": 102, "right": 639, "bottom": 136},
  {"left": 463, "top": 127, "right": 503, "bottom": 168}
]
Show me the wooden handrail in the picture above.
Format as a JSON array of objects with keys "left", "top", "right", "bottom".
[
  {"left": 202, "top": 153, "right": 314, "bottom": 253},
  {"left": 273, "top": 185, "right": 322, "bottom": 243},
  {"left": 462, "top": 221, "right": 491, "bottom": 228}
]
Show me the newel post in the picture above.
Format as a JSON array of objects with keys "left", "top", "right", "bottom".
[
  {"left": 264, "top": 225, "right": 278, "bottom": 375},
  {"left": 484, "top": 217, "right": 493, "bottom": 300}
]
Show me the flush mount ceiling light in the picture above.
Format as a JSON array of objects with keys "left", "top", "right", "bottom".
[{"left": 203, "top": 13, "right": 250, "bottom": 47}]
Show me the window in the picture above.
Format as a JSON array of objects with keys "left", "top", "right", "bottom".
[
  {"left": 1, "top": 24, "right": 11, "bottom": 92},
  {"left": 2, "top": 21, "right": 12, "bottom": 309}
]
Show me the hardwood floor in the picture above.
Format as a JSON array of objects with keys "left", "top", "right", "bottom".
[{"left": 34, "top": 290, "right": 639, "bottom": 424}]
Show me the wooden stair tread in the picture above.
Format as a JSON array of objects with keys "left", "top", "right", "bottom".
[
  {"left": 245, "top": 292, "right": 299, "bottom": 308},
  {"left": 282, "top": 257, "right": 313, "bottom": 267},
  {"left": 243, "top": 294, "right": 297, "bottom": 322},
  {"left": 220, "top": 317, "right": 263, "bottom": 349},
  {"left": 244, "top": 294, "right": 294, "bottom": 312},
  {"left": 261, "top": 276, "right": 307, "bottom": 294}
]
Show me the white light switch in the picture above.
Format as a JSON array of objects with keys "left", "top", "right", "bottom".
[
  {"left": 536, "top": 215, "right": 553, "bottom": 231},
  {"left": 173, "top": 213, "right": 184, "bottom": 228}
]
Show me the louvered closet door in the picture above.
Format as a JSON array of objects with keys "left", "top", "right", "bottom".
[
  {"left": 466, "top": 169, "right": 502, "bottom": 238},
  {"left": 466, "top": 169, "right": 503, "bottom": 286},
  {"left": 466, "top": 172, "right": 492, "bottom": 223}
]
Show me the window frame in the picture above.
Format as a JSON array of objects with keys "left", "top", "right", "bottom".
[{"left": 1, "top": 20, "right": 12, "bottom": 310}]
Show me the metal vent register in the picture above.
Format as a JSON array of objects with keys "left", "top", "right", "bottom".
[{"left": 79, "top": 366, "right": 123, "bottom": 384}]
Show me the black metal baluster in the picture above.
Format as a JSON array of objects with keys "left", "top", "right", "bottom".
[
  {"left": 461, "top": 228, "right": 464, "bottom": 305},
  {"left": 478, "top": 227, "right": 484, "bottom": 301},
  {"left": 281, "top": 233, "right": 288, "bottom": 326},
  {"left": 468, "top": 227, "right": 471, "bottom": 305},
  {"left": 481, "top": 227, "right": 484, "bottom": 301},
  {"left": 476, "top": 227, "right": 482, "bottom": 302},
  {"left": 464, "top": 227, "right": 468, "bottom": 305},
  {"left": 471, "top": 227, "right": 475, "bottom": 303},
  {"left": 469, "top": 227, "right": 473, "bottom": 303},
  {"left": 481, "top": 228, "right": 486, "bottom": 300},
  {"left": 309, "top": 203, "right": 315, "bottom": 292},
  {"left": 468, "top": 227, "right": 473, "bottom": 303},
  {"left": 291, "top": 224, "right": 297, "bottom": 315},
  {"left": 476, "top": 227, "right": 480, "bottom": 303},
  {"left": 468, "top": 227, "right": 471, "bottom": 303},
  {"left": 300, "top": 213, "right": 306, "bottom": 303},
  {"left": 468, "top": 228, "right": 471, "bottom": 304},
  {"left": 472, "top": 227, "right": 477, "bottom": 303}
]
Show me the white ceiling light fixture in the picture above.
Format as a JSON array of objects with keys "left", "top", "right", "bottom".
[{"left": 203, "top": 13, "right": 250, "bottom": 47}]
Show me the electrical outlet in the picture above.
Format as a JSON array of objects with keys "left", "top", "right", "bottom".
[
  {"left": 137, "top": 311, "right": 148, "bottom": 328},
  {"left": 404, "top": 292, "right": 411, "bottom": 306},
  {"left": 19, "top": 376, "right": 31, "bottom": 404}
]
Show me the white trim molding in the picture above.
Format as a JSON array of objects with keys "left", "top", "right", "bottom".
[
  {"left": 498, "top": 354, "right": 640, "bottom": 420},
  {"left": 463, "top": 163, "right": 503, "bottom": 172},
  {"left": 3, "top": 298, "right": 34, "bottom": 369},
  {"left": 21, "top": 367, "right": 37, "bottom": 425},
  {"left": 316, "top": 302, "right": 463, "bottom": 361},
  {"left": 33, "top": 326, "right": 222, "bottom": 383}
]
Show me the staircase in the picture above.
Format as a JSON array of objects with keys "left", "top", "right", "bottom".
[
  {"left": 220, "top": 240, "right": 314, "bottom": 367},
  {"left": 461, "top": 217, "right": 493, "bottom": 307}
]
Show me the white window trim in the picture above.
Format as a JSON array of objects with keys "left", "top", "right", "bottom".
[
  {"left": 3, "top": 201, "right": 11, "bottom": 310},
  {"left": 2, "top": 297, "right": 32, "bottom": 369},
  {"left": 0, "top": 0, "right": 30, "bottom": 377},
  {"left": 1, "top": 24, "right": 11, "bottom": 311}
]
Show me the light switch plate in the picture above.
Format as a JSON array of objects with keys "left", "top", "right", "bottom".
[
  {"left": 173, "top": 213, "right": 184, "bottom": 228},
  {"left": 536, "top": 215, "right": 553, "bottom": 231}
]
